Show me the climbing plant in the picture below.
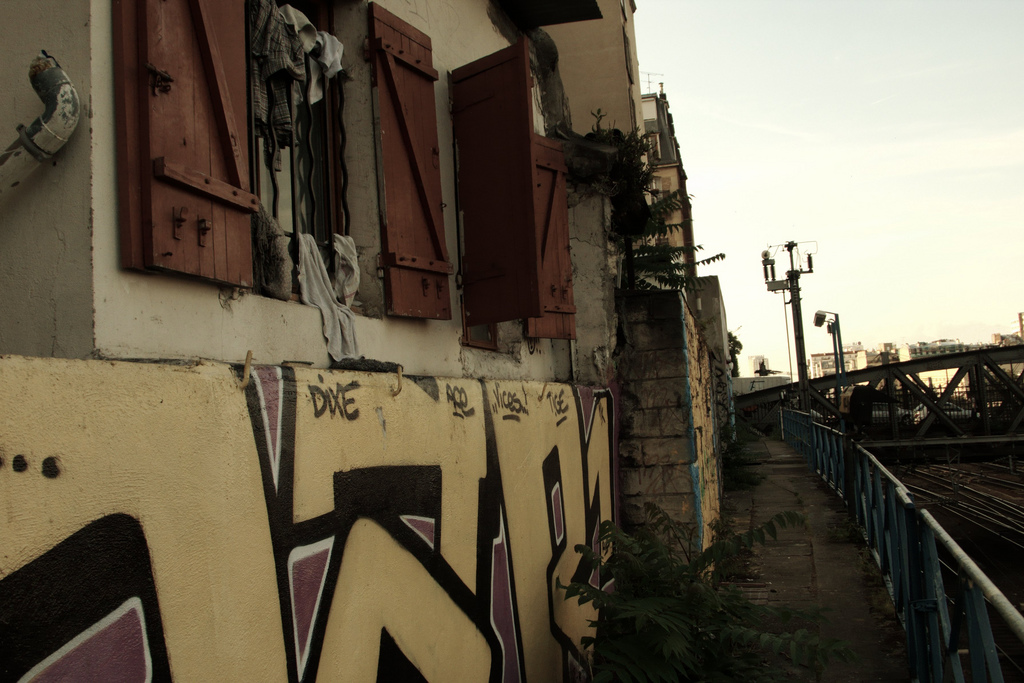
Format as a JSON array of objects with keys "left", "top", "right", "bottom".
[
  {"left": 586, "top": 111, "right": 724, "bottom": 292},
  {"left": 631, "top": 190, "right": 725, "bottom": 292},
  {"left": 563, "top": 504, "right": 853, "bottom": 682},
  {"left": 728, "top": 330, "right": 743, "bottom": 377}
]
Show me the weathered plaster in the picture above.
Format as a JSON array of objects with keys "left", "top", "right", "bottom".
[
  {"left": 545, "top": 0, "right": 645, "bottom": 135},
  {"left": 0, "top": 1, "right": 94, "bottom": 359}
]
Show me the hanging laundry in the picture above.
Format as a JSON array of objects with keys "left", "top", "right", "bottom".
[
  {"left": 250, "top": 0, "right": 305, "bottom": 154},
  {"left": 278, "top": 5, "right": 318, "bottom": 52},
  {"left": 278, "top": 4, "right": 346, "bottom": 105},
  {"left": 297, "top": 233, "right": 360, "bottom": 362},
  {"left": 309, "top": 32, "right": 345, "bottom": 104}
]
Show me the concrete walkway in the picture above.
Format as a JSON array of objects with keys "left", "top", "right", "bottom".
[{"left": 726, "top": 438, "right": 910, "bottom": 682}]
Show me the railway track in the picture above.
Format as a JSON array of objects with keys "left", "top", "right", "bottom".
[{"left": 895, "top": 459, "right": 1024, "bottom": 679}]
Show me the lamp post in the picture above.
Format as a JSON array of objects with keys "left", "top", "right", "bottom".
[
  {"left": 762, "top": 241, "right": 814, "bottom": 411},
  {"left": 813, "top": 310, "right": 845, "bottom": 431}
]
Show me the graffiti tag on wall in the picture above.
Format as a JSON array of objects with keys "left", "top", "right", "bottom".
[{"left": 0, "top": 358, "right": 615, "bottom": 683}]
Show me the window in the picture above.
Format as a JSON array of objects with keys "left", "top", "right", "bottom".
[
  {"left": 622, "top": 29, "right": 634, "bottom": 85},
  {"left": 647, "top": 133, "right": 661, "bottom": 163},
  {"left": 252, "top": 0, "right": 338, "bottom": 261},
  {"left": 114, "top": 0, "right": 345, "bottom": 289},
  {"left": 452, "top": 38, "right": 575, "bottom": 340},
  {"left": 113, "top": 1, "right": 449, "bottom": 319}
]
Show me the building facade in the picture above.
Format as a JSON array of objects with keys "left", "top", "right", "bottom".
[
  {"left": 0, "top": 2, "right": 726, "bottom": 680},
  {"left": 641, "top": 89, "right": 695, "bottom": 264}
]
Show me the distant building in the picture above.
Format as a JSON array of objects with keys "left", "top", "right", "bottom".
[
  {"left": 809, "top": 342, "right": 868, "bottom": 379},
  {"left": 994, "top": 333, "right": 1023, "bottom": 346},
  {"left": 640, "top": 89, "right": 694, "bottom": 265},
  {"left": 898, "top": 339, "right": 970, "bottom": 361}
]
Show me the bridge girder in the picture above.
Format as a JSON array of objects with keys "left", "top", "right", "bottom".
[{"left": 735, "top": 346, "right": 1024, "bottom": 443}]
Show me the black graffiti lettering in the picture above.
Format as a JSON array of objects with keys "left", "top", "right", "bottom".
[
  {"left": 340, "top": 381, "right": 360, "bottom": 420},
  {"left": 491, "top": 383, "right": 528, "bottom": 422},
  {"left": 309, "top": 385, "right": 330, "bottom": 418},
  {"left": 445, "top": 384, "right": 475, "bottom": 419},
  {"left": 545, "top": 389, "right": 569, "bottom": 420},
  {"left": 308, "top": 380, "right": 361, "bottom": 421}
]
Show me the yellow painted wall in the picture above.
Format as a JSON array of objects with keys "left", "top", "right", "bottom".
[
  {"left": 685, "top": 306, "right": 721, "bottom": 546},
  {"left": 0, "top": 355, "right": 617, "bottom": 682}
]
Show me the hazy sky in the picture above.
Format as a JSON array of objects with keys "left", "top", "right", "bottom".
[{"left": 633, "top": 0, "right": 1024, "bottom": 377}]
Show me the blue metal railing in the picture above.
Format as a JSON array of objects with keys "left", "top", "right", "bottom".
[{"left": 782, "top": 408, "right": 1024, "bottom": 683}]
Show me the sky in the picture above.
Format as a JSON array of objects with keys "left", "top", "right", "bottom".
[{"left": 633, "top": 0, "right": 1024, "bottom": 377}]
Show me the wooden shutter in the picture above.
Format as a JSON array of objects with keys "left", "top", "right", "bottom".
[
  {"left": 452, "top": 38, "right": 575, "bottom": 334},
  {"left": 114, "top": 0, "right": 256, "bottom": 287},
  {"left": 526, "top": 136, "right": 576, "bottom": 340},
  {"left": 368, "top": 3, "right": 452, "bottom": 320}
]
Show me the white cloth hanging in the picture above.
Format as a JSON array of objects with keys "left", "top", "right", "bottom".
[
  {"left": 297, "top": 233, "right": 360, "bottom": 361},
  {"left": 309, "top": 32, "right": 344, "bottom": 104},
  {"left": 332, "top": 233, "right": 359, "bottom": 306}
]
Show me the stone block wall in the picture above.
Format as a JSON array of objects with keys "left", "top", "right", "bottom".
[{"left": 616, "top": 290, "right": 722, "bottom": 546}]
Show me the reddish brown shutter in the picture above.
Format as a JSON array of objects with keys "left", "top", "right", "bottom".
[
  {"left": 526, "top": 136, "right": 576, "bottom": 340},
  {"left": 114, "top": 0, "right": 256, "bottom": 287},
  {"left": 452, "top": 40, "right": 538, "bottom": 326},
  {"left": 452, "top": 39, "right": 575, "bottom": 335},
  {"left": 368, "top": 4, "right": 452, "bottom": 320}
]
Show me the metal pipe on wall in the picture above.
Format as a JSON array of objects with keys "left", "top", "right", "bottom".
[{"left": 0, "top": 52, "right": 80, "bottom": 207}]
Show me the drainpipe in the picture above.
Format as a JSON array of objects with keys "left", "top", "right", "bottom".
[{"left": 0, "top": 52, "right": 80, "bottom": 206}]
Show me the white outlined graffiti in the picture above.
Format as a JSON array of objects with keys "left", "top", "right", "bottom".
[{"left": 0, "top": 359, "right": 616, "bottom": 683}]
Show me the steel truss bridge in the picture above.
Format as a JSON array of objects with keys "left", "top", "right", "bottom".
[{"left": 736, "top": 346, "right": 1024, "bottom": 454}]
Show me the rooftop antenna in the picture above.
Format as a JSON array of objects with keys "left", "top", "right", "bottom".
[{"left": 641, "top": 71, "right": 663, "bottom": 94}]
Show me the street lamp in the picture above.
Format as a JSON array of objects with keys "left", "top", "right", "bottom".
[{"left": 813, "top": 310, "right": 846, "bottom": 430}]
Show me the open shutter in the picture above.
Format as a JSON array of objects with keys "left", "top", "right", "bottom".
[
  {"left": 526, "top": 136, "right": 576, "bottom": 339},
  {"left": 114, "top": 0, "right": 256, "bottom": 287},
  {"left": 452, "top": 38, "right": 575, "bottom": 334},
  {"left": 368, "top": 3, "right": 452, "bottom": 320}
]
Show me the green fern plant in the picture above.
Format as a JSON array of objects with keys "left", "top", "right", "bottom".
[
  {"left": 630, "top": 189, "right": 725, "bottom": 292},
  {"left": 562, "top": 504, "right": 853, "bottom": 682}
]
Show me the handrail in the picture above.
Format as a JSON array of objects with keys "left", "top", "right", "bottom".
[
  {"left": 921, "top": 509, "right": 1024, "bottom": 644},
  {"left": 782, "top": 407, "right": 1024, "bottom": 683},
  {"left": 853, "top": 441, "right": 913, "bottom": 504}
]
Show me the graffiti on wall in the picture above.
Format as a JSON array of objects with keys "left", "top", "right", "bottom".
[
  {"left": 0, "top": 358, "right": 615, "bottom": 682},
  {"left": 712, "top": 358, "right": 733, "bottom": 438},
  {"left": 685, "top": 309, "right": 721, "bottom": 546}
]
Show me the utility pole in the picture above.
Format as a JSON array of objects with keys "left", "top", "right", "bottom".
[{"left": 762, "top": 241, "right": 814, "bottom": 411}]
